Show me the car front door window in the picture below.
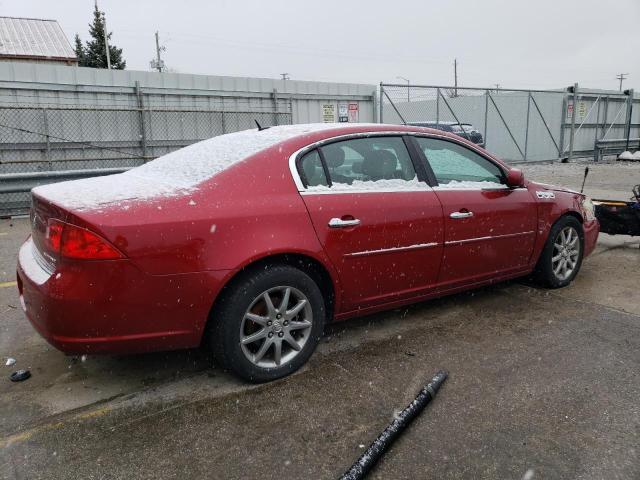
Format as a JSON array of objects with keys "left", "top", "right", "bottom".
[{"left": 415, "top": 137, "right": 505, "bottom": 188}]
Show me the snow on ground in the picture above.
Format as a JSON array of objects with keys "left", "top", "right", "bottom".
[{"left": 519, "top": 159, "right": 640, "bottom": 198}]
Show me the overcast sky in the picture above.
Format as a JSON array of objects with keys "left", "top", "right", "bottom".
[{"left": 1, "top": 0, "right": 638, "bottom": 90}]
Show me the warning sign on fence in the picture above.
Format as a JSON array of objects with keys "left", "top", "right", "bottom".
[
  {"left": 567, "top": 100, "right": 587, "bottom": 120},
  {"left": 567, "top": 102, "right": 574, "bottom": 120},
  {"left": 577, "top": 101, "right": 587, "bottom": 119},
  {"left": 348, "top": 102, "right": 359, "bottom": 123},
  {"left": 338, "top": 102, "right": 348, "bottom": 122},
  {"left": 322, "top": 104, "right": 335, "bottom": 123}
]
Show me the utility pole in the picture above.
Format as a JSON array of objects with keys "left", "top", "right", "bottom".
[
  {"left": 96, "top": 0, "right": 111, "bottom": 69},
  {"left": 103, "top": 15, "right": 111, "bottom": 69},
  {"left": 280, "top": 73, "right": 290, "bottom": 80},
  {"left": 494, "top": 83, "right": 500, "bottom": 91},
  {"left": 616, "top": 73, "right": 628, "bottom": 91},
  {"left": 454, "top": 58, "right": 458, "bottom": 97},
  {"left": 150, "top": 31, "right": 166, "bottom": 72}
]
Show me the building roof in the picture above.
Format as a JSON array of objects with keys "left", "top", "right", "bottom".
[{"left": 0, "top": 16, "right": 76, "bottom": 60}]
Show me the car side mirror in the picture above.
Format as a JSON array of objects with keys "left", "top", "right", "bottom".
[{"left": 506, "top": 168, "right": 525, "bottom": 188}]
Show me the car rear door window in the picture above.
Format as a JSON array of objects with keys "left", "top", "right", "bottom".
[
  {"left": 414, "top": 137, "right": 505, "bottom": 188},
  {"left": 299, "top": 149, "right": 329, "bottom": 187},
  {"left": 300, "top": 136, "right": 421, "bottom": 190}
]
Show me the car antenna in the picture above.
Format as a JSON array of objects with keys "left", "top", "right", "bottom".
[
  {"left": 580, "top": 166, "right": 589, "bottom": 194},
  {"left": 255, "top": 120, "right": 270, "bottom": 131}
]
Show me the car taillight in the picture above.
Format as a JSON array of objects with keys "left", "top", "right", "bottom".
[
  {"left": 45, "top": 219, "right": 63, "bottom": 253},
  {"left": 46, "top": 219, "right": 124, "bottom": 260}
]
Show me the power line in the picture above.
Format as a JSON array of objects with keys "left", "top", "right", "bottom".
[{"left": 616, "top": 73, "right": 628, "bottom": 91}]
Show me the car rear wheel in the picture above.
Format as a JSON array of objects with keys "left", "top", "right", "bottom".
[
  {"left": 209, "top": 265, "right": 326, "bottom": 382},
  {"left": 533, "top": 216, "right": 584, "bottom": 288}
]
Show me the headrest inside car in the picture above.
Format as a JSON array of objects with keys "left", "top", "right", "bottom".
[
  {"left": 361, "top": 150, "right": 397, "bottom": 180},
  {"left": 322, "top": 146, "right": 345, "bottom": 169}
]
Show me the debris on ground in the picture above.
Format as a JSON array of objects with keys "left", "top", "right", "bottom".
[
  {"left": 339, "top": 370, "right": 448, "bottom": 480},
  {"left": 5, "top": 357, "right": 16, "bottom": 366},
  {"left": 10, "top": 369, "right": 31, "bottom": 382}
]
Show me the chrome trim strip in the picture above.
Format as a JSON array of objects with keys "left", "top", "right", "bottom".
[
  {"left": 300, "top": 187, "right": 431, "bottom": 195},
  {"left": 345, "top": 242, "right": 440, "bottom": 257},
  {"left": 432, "top": 186, "right": 510, "bottom": 191},
  {"left": 445, "top": 230, "right": 535, "bottom": 246}
]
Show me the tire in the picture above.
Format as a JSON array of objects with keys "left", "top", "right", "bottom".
[
  {"left": 533, "top": 215, "right": 584, "bottom": 288},
  {"left": 208, "top": 265, "right": 326, "bottom": 383}
]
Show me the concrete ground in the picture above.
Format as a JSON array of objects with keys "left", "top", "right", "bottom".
[{"left": 1, "top": 160, "right": 639, "bottom": 479}]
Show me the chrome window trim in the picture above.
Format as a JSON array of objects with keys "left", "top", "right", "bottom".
[
  {"left": 300, "top": 187, "right": 432, "bottom": 196},
  {"left": 288, "top": 131, "right": 433, "bottom": 194},
  {"left": 287, "top": 129, "right": 512, "bottom": 194}
]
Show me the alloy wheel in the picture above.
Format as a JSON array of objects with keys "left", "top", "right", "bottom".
[
  {"left": 551, "top": 226, "right": 580, "bottom": 281},
  {"left": 239, "top": 286, "right": 313, "bottom": 368}
]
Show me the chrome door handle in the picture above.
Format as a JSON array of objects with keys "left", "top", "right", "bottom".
[
  {"left": 328, "top": 217, "right": 361, "bottom": 228},
  {"left": 450, "top": 211, "right": 474, "bottom": 219}
]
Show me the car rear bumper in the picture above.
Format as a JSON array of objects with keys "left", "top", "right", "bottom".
[
  {"left": 17, "top": 238, "right": 229, "bottom": 355},
  {"left": 583, "top": 218, "right": 599, "bottom": 257}
]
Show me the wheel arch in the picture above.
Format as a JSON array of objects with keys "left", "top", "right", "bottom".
[
  {"left": 202, "top": 252, "right": 338, "bottom": 345},
  {"left": 563, "top": 209, "right": 584, "bottom": 225}
]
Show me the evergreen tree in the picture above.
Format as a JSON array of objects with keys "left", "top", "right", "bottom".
[
  {"left": 82, "top": 5, "right": 126, "bottom": 69},
  {"left": 73, "top": 34, "right": 87, "bottom": 66}
]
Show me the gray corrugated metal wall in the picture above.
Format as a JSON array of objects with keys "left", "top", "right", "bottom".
[
  {"left": 0, "top": 62, "right": 375, "bottom": 120},
  {"left": 0, "top": 63, "right": 376, "bottom": 215}
]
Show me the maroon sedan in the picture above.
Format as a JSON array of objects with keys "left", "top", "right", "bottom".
[{"left": 17, "top": 123, "right": 599, "bottom": 382}]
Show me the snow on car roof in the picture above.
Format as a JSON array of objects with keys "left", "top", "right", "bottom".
[{"left": 32, "top": 123, "right": 364, "bottom": 211}]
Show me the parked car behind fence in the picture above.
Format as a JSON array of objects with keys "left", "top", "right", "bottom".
[{"left": 408, "top": 121, "right": 485, "bottom": 147}]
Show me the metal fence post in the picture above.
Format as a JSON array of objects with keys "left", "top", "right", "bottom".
[
  {"left": 221, "top": 110, "right": 227, "bottom": 133},
  {"left": 436, "top": 88, "right": 440, "bottom": 124},
  {"left": 600, "top": 97, "right": 609, "bottom": 140},
  {"left": 567, "top": 83, "right": 578, "bottom": 161},
  {"left": 524, "top": 92, "right": 531, "bottom": 161},
  {"left": 483, "top": 90, "right": 489, "bottom": 147},
  {"left": 272, "top": 88, "right": 279, "bottom": 126},
  {"left": 379, "top": 83, "right": 384, "bottom": 123},
  {"left": 42, "top": 107, "right": 51, "bottom": 166},
  {"left": 559, "top": 95, "right": 568, "bottom": 159},
  {"left": 594, "top": 94, "right": 602, "bottom": 147},
  {"left": 134, "top": 81, "right": 148, "bottom": 162},
  {"left": 624, "top": 88, "right": 634, "bottom": 152}
]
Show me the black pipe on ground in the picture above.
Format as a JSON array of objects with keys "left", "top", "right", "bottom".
[{"left": 339, "top": 370, "right": 448, "bottom": 480}]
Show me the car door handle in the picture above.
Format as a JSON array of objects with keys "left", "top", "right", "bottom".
[
  {"left": 328, "top": 217, "right": 361, "bottom": 228},
  {"left": 450, "top": 211, "right": 474, "bottom": 219}
]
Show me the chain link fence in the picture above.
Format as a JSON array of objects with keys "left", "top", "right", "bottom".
[
  {"left": 380, "top": 84, "right": 566, "bottom": 163},
  {"left": 0, "top": 99, "right": 292, "bottom": 215}
]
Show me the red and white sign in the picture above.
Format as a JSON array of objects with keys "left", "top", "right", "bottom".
[{"left": 348, "top": 102, "right": 359, "bottom": 123}]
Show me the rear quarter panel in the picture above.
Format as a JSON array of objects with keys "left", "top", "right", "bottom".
[{"left": 72, "top": 147, "right": 332, "bottom": 276}]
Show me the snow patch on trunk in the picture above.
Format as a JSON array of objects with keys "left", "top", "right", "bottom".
[{"left": 32, "top": 124, "right": 346, "bottom": 211}]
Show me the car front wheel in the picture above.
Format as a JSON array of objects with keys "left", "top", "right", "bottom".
[
  {"left": 209, "top": 265, "right": 326, "bottom": 383},
  {"left": 534, "top": 216, "right": 584, "bottom": 288}
]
